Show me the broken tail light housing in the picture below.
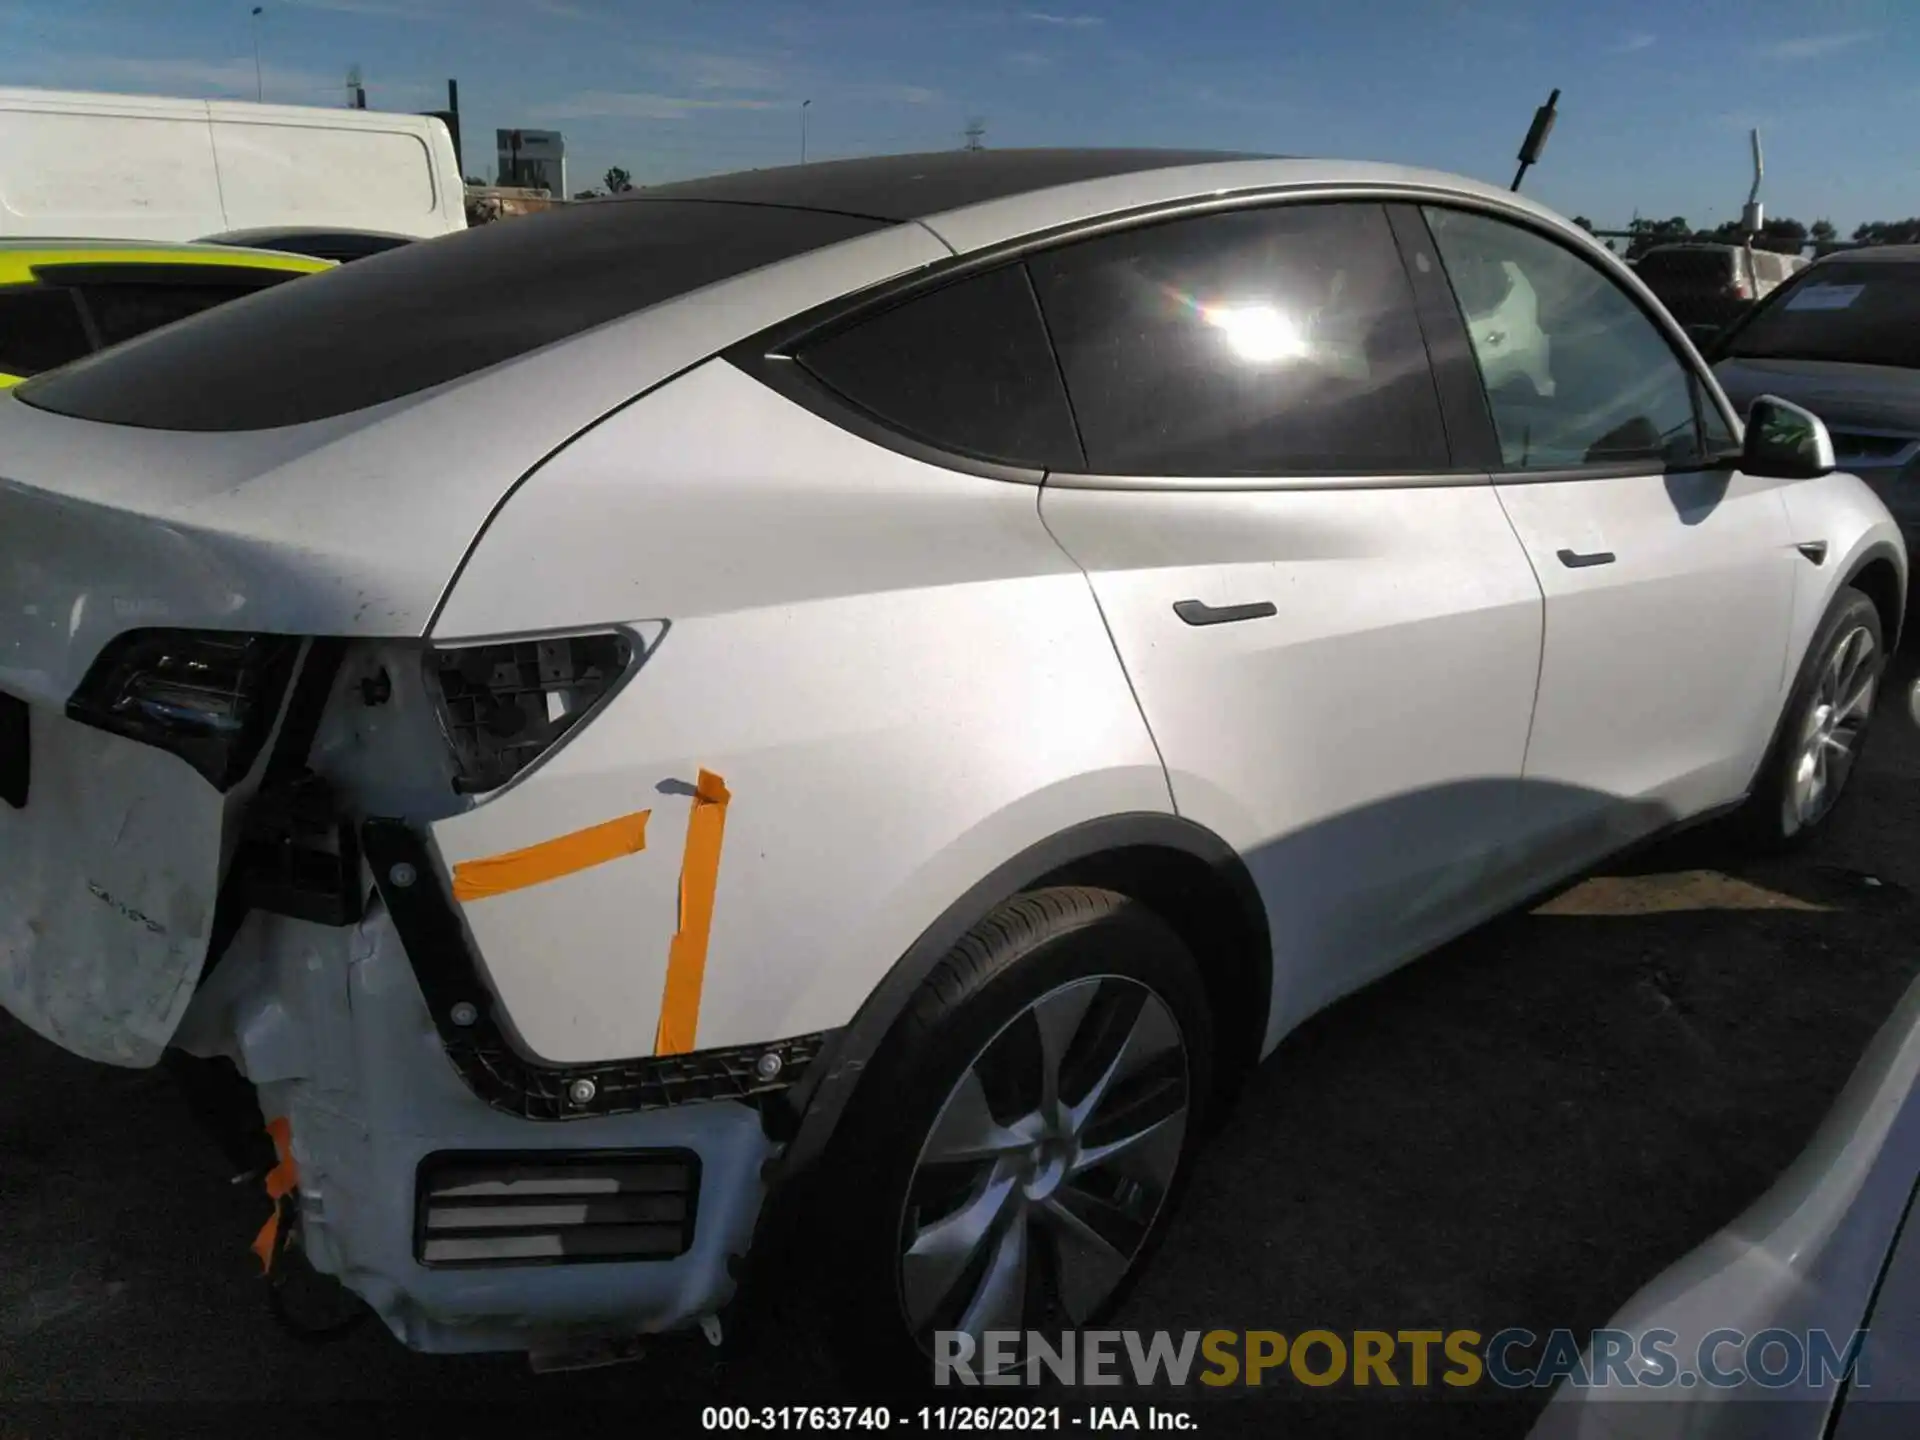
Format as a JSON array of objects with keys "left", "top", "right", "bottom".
[
  {"left": 426, "top": 632, "right": 634, "bottom": 794},
  {"left": 68, "top": 629, "right": 300, "bottom": 791}
]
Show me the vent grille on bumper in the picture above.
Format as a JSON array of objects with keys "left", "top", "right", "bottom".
[{"left": 415, "top": 1149, "right": 700, "bottom": 1268}]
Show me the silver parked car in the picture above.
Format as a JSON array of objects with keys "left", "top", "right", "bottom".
[
  {"left": 1714, "top": 246, "right": 1920, "bottom": 549},
  {"left": 1531, "top": 963, "right": 1920, "bottom": 1439}
]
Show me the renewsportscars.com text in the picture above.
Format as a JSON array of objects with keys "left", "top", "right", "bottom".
[{"left": 934, "top": 1327, "right": 1871, "bottom": 1391}]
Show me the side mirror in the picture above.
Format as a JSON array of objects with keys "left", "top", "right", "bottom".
[
  {"left": 1685, "top": 322, "right": 1723, "bottom": 353},
  {"left": 1740, "top": 395, "right": 1836, "bottom": 480}
]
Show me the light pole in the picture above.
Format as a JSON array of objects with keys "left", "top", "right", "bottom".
[
  {"left": 800, "top": 99, "right": 810, "bottom": 164},
  {"left": 250, "top": 7, "right": 264, "bottom": 102}
]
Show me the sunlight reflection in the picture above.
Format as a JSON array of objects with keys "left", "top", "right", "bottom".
[
  {"left": 1201, "top": 303, "right": 1308, "bottom": 363},
  {"left": 1534, "top": 870, "right": 1832, "bottom": 916}
]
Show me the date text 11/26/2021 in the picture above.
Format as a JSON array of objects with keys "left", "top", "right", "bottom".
[{"left": 701, "top": 1407, "right": 1198, "bottom": 1431}]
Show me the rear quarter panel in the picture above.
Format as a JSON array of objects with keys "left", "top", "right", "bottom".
[{"left": 425, "top": 360, "right": 1169, "bottom": 1064}]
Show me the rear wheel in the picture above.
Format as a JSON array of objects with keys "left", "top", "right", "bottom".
[
  {"left": 1739, "top": 586, "right": 1884, "bottom": 850},
  {"left": 817, "top": 887, "right": 1213, "bottom": 1390}
]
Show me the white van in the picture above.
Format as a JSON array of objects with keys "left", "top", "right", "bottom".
[{"left": 0, "top": 87, "right": 465, "bottom": 242}]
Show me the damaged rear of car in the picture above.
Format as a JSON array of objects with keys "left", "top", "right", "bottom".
[{"left": 0, "top": 194, "right": 958, "bottom": 1355}]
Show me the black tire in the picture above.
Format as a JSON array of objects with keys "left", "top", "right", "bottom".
[
  {"left": 812, "top": 886, "right": 1214, "bottom": 1394},
  {"left": 1736, "top": 585, "right": 1885, "bottom": 851}
]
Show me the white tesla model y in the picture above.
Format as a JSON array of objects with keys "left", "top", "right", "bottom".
[{"left": 0, "top": 151, "right": 1907, "bottom": 1377}]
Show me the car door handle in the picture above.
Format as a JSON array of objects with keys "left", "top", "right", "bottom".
[
  {"left": 1173, "top": 599, "right": 1278, "bottom": 627},
  {"left": 1556, "top": 548, "right": 1617, "bottom": 569}
]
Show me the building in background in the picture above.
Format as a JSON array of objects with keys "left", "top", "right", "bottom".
[{"left": 495, "top": 129, "right": 565, "bottom": 195}]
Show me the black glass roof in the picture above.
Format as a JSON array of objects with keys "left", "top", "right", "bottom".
[{"left": 623, "top": 148, "right": 1270, "bottom": 222}]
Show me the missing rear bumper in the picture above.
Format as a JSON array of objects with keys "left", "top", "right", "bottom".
[{"left": 360, "top": 816, "right": 830, "bottom": 1123}]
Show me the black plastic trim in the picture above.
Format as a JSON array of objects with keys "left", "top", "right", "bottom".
[
  {"left": 361, "top": 817, "right": 830, "bottom": 1121},
  {"left": 1556, "top": 548, "right": 1617, "bottom": 569},
  {"left": 412, "top": 1147, "right": 702, "bottom": 1269},
  {"left": 1174, "top": 599, "right": 1277, "bottom": 626},
  {"left": 0, "top": 690, "right": 26, "bottom": 809},
  {"left": 1385, "top": 203, "right": 1504, "bottom": 472},
  {"left": 1845, "top": 540, "right": 1910, "bottom": 651}
]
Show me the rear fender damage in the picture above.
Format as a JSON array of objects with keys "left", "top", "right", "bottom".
[{"left": 0, "top": 709, "right": 234, "bottom": 1065}]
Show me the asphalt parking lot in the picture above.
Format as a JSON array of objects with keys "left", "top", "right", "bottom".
[{"left": 3, "top": 649, "right": 1918, "bottom": 1438}]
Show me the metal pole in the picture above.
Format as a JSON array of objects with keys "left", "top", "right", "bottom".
[
  {"left": 801, "top": 99, "right": 811, "bottom": 164},
  {"left": 251, "top": 7, "right": 263, "bottom": 102}
]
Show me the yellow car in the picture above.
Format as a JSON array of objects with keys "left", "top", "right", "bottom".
[{"left": 0, "top": 238, "right": 331, "bottom": 388}]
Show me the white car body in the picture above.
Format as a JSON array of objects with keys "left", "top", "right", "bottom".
[
  {"left": 0, "top": 151, "right": 1906, "bottom": 1359},
  {"left": 0, "top": 86, "right": 466, "bottom": 242}
]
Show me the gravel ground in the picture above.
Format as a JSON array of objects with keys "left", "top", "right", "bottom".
[{"left": 3, "top": 649, "right": 1917, "bottom": 1438}]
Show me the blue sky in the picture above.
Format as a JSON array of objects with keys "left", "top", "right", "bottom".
[{"left": 0, "top": 0, "right": 1914, "bottom": 230}]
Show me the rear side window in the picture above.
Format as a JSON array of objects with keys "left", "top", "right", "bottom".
[
  {"left": 795, "top": 265, "right": 1083, "bottom": 470},
  {"left": 1028, "top": 202, "right": 1448, "bottom": 475},
  {"left": 17, "top": 199, "right": 886, "bottom": 431},
  {"left": 0, "top": 285, "right": 91, "bottom": 377}
]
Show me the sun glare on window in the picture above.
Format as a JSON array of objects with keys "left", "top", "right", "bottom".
[{"left": 1202, "top": 303, "right": 1308, "bottom": 363}]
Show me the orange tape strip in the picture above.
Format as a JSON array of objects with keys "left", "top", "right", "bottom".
[
  {"left": 250, "top": 1115, "right": 299, "bottom": 1276},
  {"left": 451, "top": 810, "right": 651, "bottom": 902},
  {"left": 653, "top": 769, "right": 732, "bottom": 1057}
]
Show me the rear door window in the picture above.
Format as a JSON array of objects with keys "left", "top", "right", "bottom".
[
  {"left": 793, "top": 264, "right": 1083, "bottom": 470},
  {"left": 1028, "top": 201, "right": 1448, "bottom": 475},
  {"left": 17, "top": 199, "right": 886, "bottom": 431},
  {"left": 0, "top": 285, "right": 92, "bottom": 378}
]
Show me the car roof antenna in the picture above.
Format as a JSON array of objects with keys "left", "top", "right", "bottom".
[{"left": 1510, "top": 88, "right": 1560, "bottom": 193}]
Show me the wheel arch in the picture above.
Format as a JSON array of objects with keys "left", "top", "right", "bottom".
[
  {"left": 1844, "top": 542, "right": 1907, "bottom": 654},
  {"left": 776, "top": 812, "right": 1271, "bottom": 1180}
]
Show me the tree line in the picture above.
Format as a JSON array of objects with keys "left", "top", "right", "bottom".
[{"left": 1567, "top": 213, "right": 1920, "bottom": 260}]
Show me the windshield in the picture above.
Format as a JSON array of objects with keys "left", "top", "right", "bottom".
[{"left": 1722, "top": 261, "right": 1920, "bottom": 369}]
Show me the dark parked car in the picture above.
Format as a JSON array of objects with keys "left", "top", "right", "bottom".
[
  {"left": 1637, "top": 242, "right": 1804, "bottom": 334},
  {"left": 1713, "top": 246, "right": 1920, "bottom": 551}
]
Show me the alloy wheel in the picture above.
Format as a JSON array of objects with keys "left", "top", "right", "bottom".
[
  {"left": 896, "top": 975, "right": 1190, "bottom": 1354},
  {"left": 1782, "top": 623, "right": 1878, "bottom": 836}
]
